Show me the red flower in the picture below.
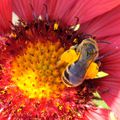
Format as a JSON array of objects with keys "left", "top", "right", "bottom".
[{"left": 0, "top": 0, "right": 120, "bottom": 119}]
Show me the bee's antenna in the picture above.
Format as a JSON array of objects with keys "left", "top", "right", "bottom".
[
  {"left": 96, "top": 51, "right": 114, "bottom": 61},
  {"left": 97, "top": 40, "right": 111, "bottom": 44}
]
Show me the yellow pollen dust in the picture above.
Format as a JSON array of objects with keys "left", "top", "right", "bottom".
[{"left": 11, "top": 40, "right": 66, "bottom": 99}]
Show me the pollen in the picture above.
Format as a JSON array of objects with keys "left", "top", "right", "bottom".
[
  {"left": 11, "top": 40, "right": 66, "bottom": 99},
  {"left": 54, "top": 22, "right": 59, "bottom": 30},
  {"left": 60, "top": 49, "right": 79, "bottom": 64},
  {"left": 85, "top": 62, "right": 99, "bottom": 79}
]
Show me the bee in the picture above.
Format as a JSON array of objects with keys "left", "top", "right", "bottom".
[{"left": 62, "top": 38, "right": 99, "bottom": 87}]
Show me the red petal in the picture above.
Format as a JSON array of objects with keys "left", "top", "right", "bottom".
[
  {"left": 98, "top": 35, "right": 120, "bottom": 57},
  {"left": 85, "top": 108, "right": 110, "bottom": 120},
  {"left": 96, "top": 80, "right": 120, "bottom": 119},
  {"left": 0, "top": 0, "right": 12, "bottom": 33},
  {"left": 94, "top": 35, "right": 120, "bottom": 120},
  {"left": 97, "top": 84, "right": 120, "bottom": 120},
  {"left": 63, "top": 0, "right": 120, "bottom": 25},
  {"left": 80, "top": 5, "right": 120, "bottom": 38},
  {"left": 13, "top": 0, "right": 120, "bottom": 25},
  {"left": 46, "top": 0, "right": 76, "bottom": 19},
  {"left": 12, "top": 0, "right": 46, "bottom": 22}
]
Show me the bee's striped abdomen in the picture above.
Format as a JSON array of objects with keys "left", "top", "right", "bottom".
[{"left": 62, "top": 60, "right": 87, "bottom": 87}]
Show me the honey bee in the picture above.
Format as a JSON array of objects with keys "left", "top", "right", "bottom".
[{"left": 62, "top": 38, "right": 99, "bottom": 87}]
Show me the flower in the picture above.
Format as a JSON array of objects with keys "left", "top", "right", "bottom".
[{"left": 0, "top": 0, "right": 120, "bottom": 119}]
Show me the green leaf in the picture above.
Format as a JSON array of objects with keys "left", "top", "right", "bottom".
[{"left": 92, "top": 91, "right": 110, "bottom": 109}]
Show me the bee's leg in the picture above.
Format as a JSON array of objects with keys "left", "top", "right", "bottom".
[
  {"left": 98, "top": 88, "right": 109, "bottom": 94},
  {"left": 97, "top": 40, "right": 111, "bottom": 44},
  {"left": 96, "top": 51, "right": 114, "bottom": 61}
]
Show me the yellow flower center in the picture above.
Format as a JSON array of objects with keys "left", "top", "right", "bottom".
[{"left": 11, "top": 39, "right": 66, "bottom": 99}]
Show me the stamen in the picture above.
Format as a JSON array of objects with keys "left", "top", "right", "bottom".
[
  {"left": 54, "top": 22, "right": 59, "bottom": 30},
  {"left": 11, "top": 40, "right": 66, "bottom": 98},
  {"left": 70, "top": 17, "right": 80, "bottom": 31},
  {"left": 12, "top": 12, "right": 19, "bottom": 25}
]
